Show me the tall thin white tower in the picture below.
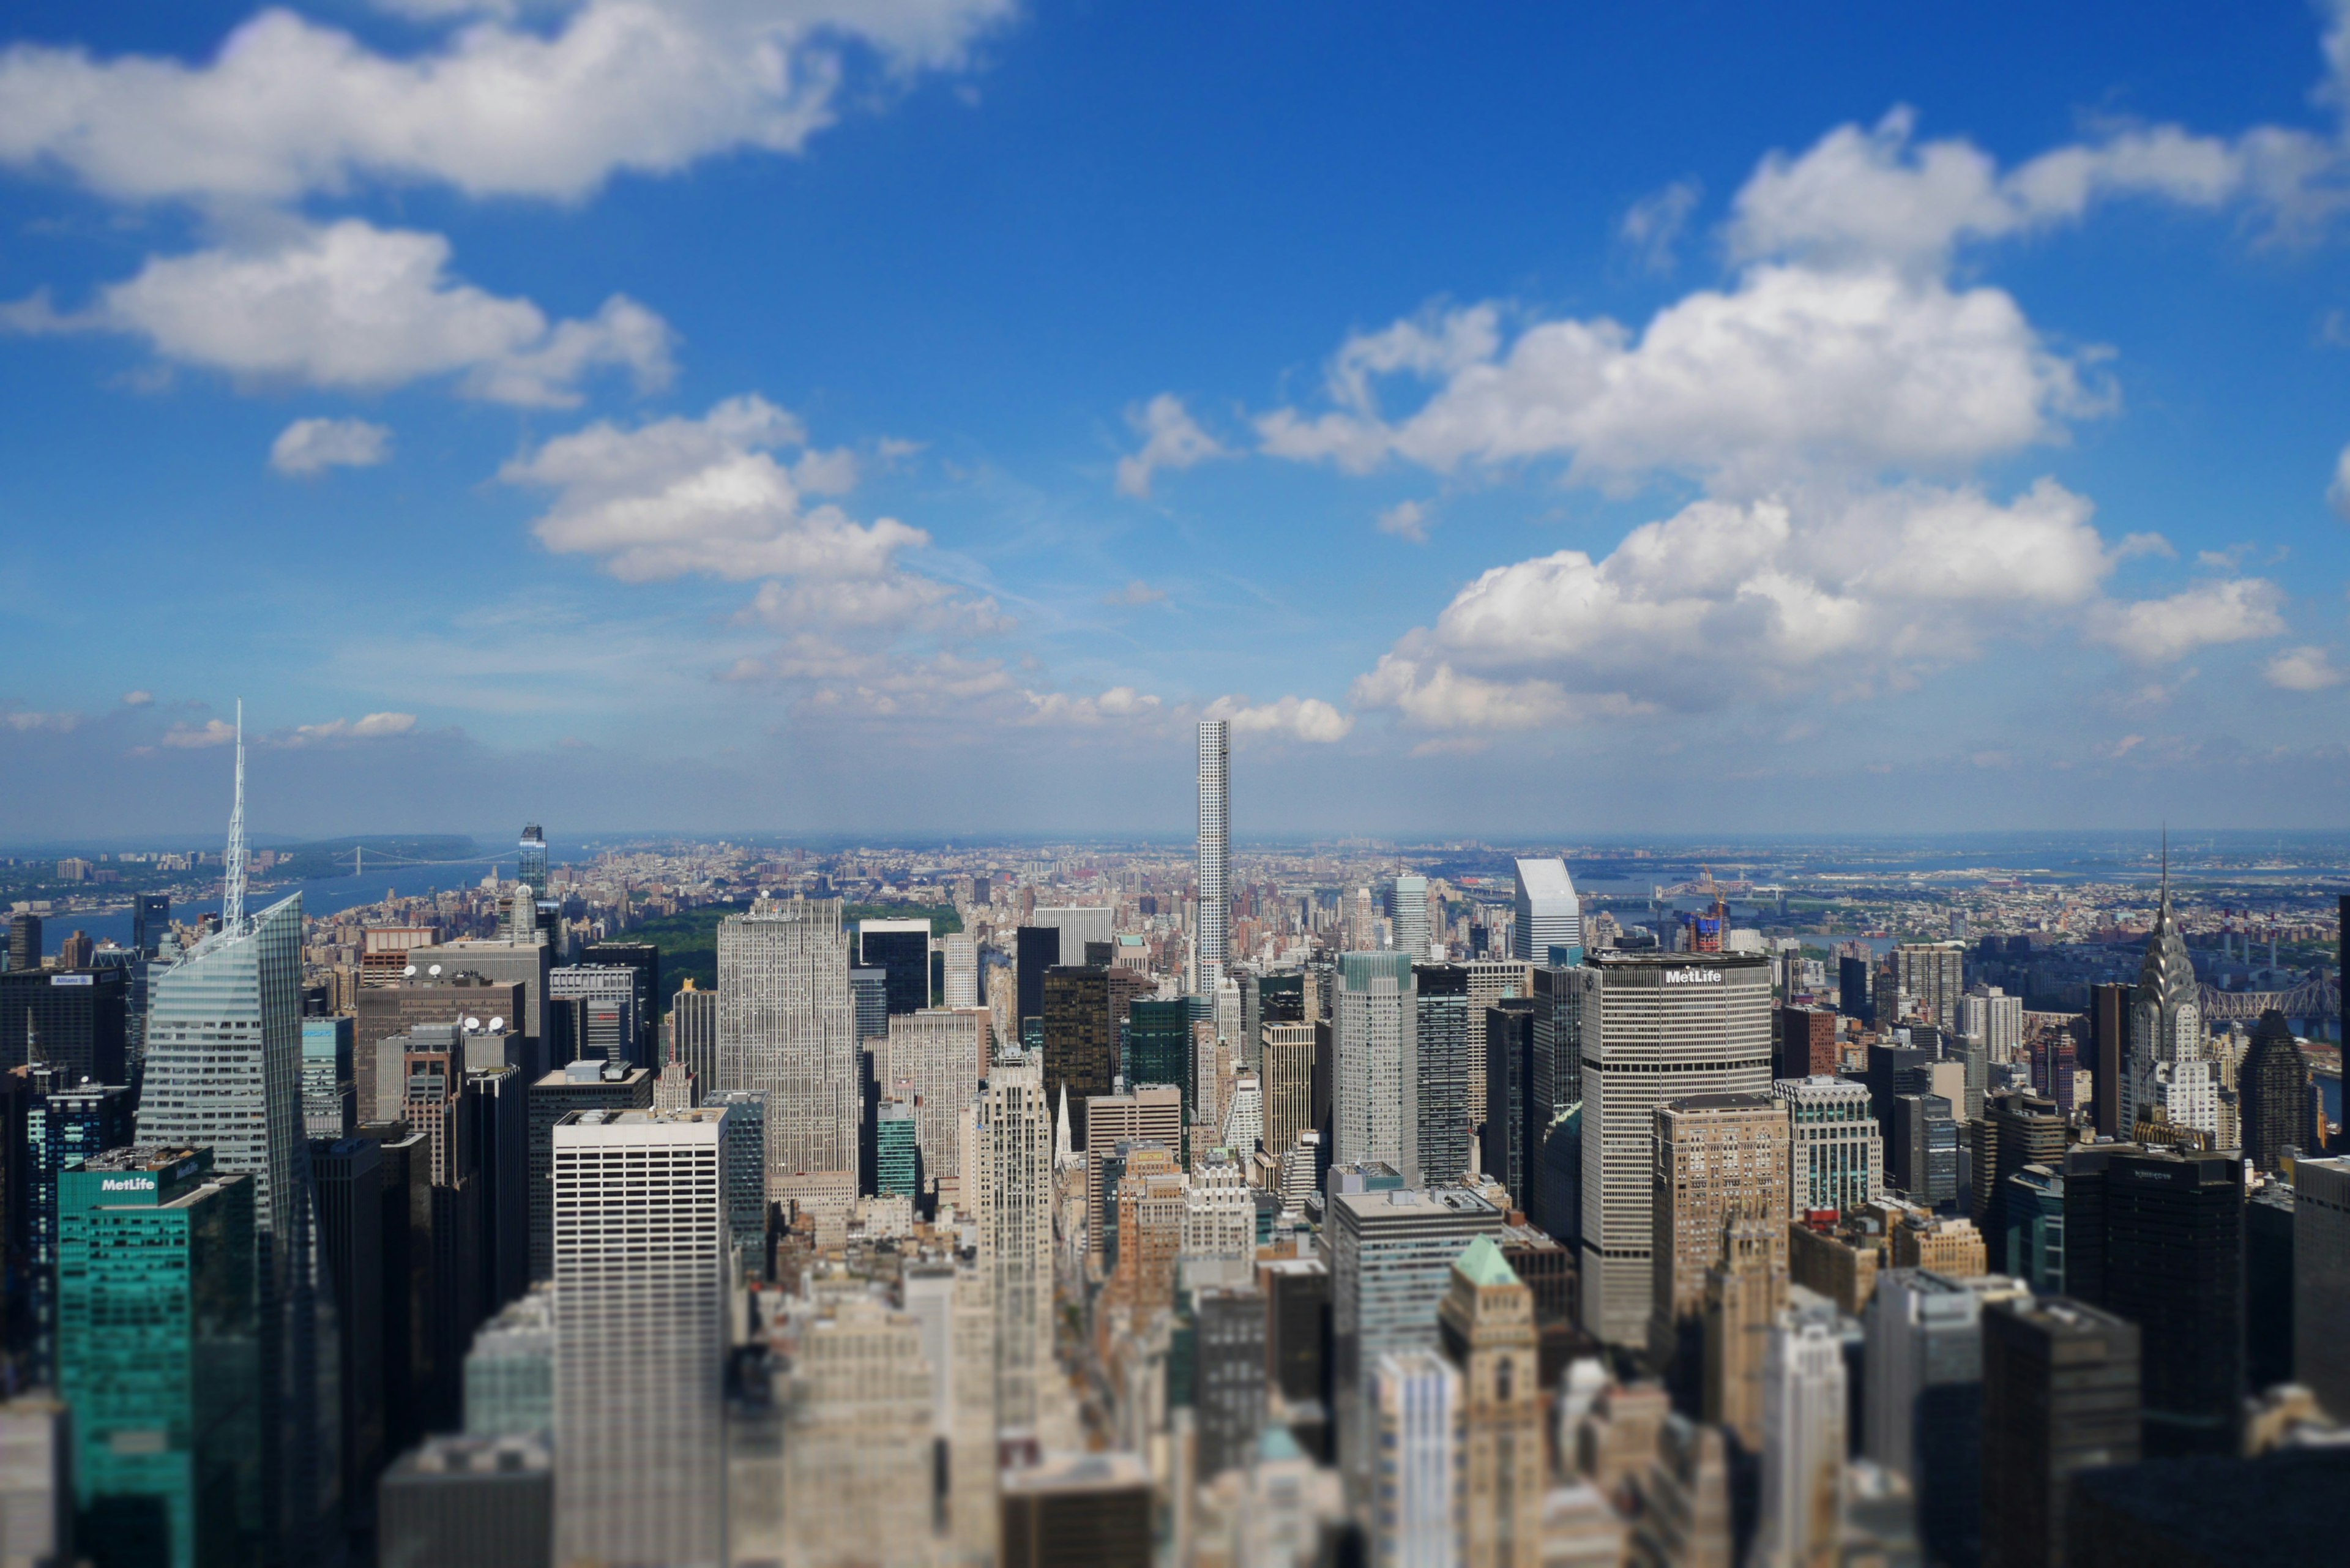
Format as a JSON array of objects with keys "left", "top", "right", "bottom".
[
  {"left": 223, "top": 698, "right": 247, "bottom": 935},
  {"left": 1197, "top": 719, "right": 1229, "bottom": 995}
]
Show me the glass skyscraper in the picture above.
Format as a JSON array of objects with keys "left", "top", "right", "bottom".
[{"left": 1196, "top": 720, "right": 1229, "bottom": 995}]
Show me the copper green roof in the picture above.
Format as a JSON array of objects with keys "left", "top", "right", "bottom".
[{"left": 1453, "top": 1234, "right": 1520, "bottom": 1288}]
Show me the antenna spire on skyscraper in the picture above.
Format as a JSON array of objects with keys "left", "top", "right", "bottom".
[{"left": 223, "top": 698, "right": 247, "bottom": 935}]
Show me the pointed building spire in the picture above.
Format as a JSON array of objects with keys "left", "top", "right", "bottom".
[
  {"left": 1054, "top": 1083, "right": 1073, "bottom": 1167},
  {"left": 222, "top": 698, "right": 247, "bottom": 936}
]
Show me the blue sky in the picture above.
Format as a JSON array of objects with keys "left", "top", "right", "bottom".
[{"left": 3, "top": 1, "right": 2349, "bottom": 840}]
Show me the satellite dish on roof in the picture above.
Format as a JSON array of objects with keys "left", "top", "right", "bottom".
[
  {"left": 488, "top": 1016, "right": 505, "bottom": 1032},
  {"left": 428, "top": 964, "right": 443, "bottom": 978},
  {"left": 403, "top": 964, "right": 417, "bottom": 978},
  {"left": 464, "top": 1016, "right": 481, "bottom": 1031}
]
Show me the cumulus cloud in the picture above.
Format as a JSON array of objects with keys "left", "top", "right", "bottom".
[
  {"left": 1376, "top": 500, "right": 1431, "bottom": 543},
  {"left": 271, "top": 416, "right": 391, "bottom": 475},
  {"left": 21, "top": 220, "right": 676, "bottom": 405},
  {"left": 1203, "top": 693, "right": 1354, "bottom": 743},
  {"left": 0, "top": 1, "right": 1015, "bottom": 203},
  {"left": 1022, "top": 686, "right": 1165, "bottom": 726},
  {"left": 504, "top": 394, "right": 923, "bottom": 583},
  {"left": 160, "top": 719, "right": 237, "bottom": 748},
  {"left": 2265, "top": 644, "right": 2347, "bottom": 690},
  {"left": 1116, "top": 394, "right": 1228, "bottom": 498},
  {"left": 121, "top": 690, "right": 153, "bottom": 706},
  {"left": 2086, "top": 578, "right": 2287, "bottom": 663},
  {"left": 285, "top": 712, "right": 419, "bottom": 744}
]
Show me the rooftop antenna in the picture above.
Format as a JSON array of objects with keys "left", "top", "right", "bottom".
[{"left": 223, "top": 698, "right": 247, "bottom": 936}]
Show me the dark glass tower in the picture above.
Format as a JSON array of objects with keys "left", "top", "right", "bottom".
[
  {"left": 131, "top": 894, "right": 170, "bottom": 958},
  {"left": 1042, "top": 965, "right": 1114, "bottom": 1149},
  {"left": 1411, "top": 964, "right": 1471, "bottom": 1185},
  {"left": 1481, "top": 999, "right": 1539, "bottom": 1213},
  {"left": 857, "top": 923, "right": 931, "bottom": 1017},
  {"left": 1980, "top": 1296, "right": 2140, "bottom": 1568},
  {"left": 2098, "top": 1149, "right": 2244, "bottom": 1457},
  {"left": 2236, "top": 1009, "right": 2311, "bottom": 1175},
  {"left": 1014, "top": 925, "right": 1061, "bottom": 1029}
]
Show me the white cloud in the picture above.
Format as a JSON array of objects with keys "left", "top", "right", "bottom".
[
  {"left": 1256, "top": 266, "right": 2099, "bottom": 489},
  {"left": 2086, "top": 577, "right": 2286, "bottom": 663},
  {"left": 160, "top": 719, "right": 236, "bottom": 747},
  {"left": 12, "top": 220, "right": 676, "bottom": 405},
  {"left": 504, "top": 394, "right": 923, "bottom": 582},
  {"left": 1101, "top": 580, "right": 1166, "bottom": 606},
  {"left": 2265, "top": 644, "right": 2347, "bottom": 690},
  {"left": 1202, "top": 694, "right": 1354, "bottom": 744},
  {"left": 0, "top": 1, "right": 1015, "bottom": 203},
  {"left": 1023, "top": 686, "right": 1165, "bottom": 726},
  {"left": 285, "top": 712, "right": 419, "bottom": 744},
  {"left": 120, "top": 690, "right": 153, "bottom": 706},
  {"left": 1116, "top": 394, "right": 1227, "bottom": 498},
  {"left": 1619, "top": 178, "right": 1701, "bottom": 272},
  {"left": 1376, "top": 499, "right": 1430, "bottom": 542},
  {"left": 2331, "top": 442, "right": 2350, "bottom": 519},
  {"left": 1350, "top": 656, "right": 1655, "bottom": 732},
  {"left": 270, "top": 416, "right": 392, "bottom": 475}
]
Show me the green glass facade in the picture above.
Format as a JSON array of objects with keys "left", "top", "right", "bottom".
[
  {"left": 875, "top": 1102, "right": 921, "bottom": 1198},
  {"left": 56, "top": 1147, "right": 261, "bottom": 1568},
  {"left": 1128, "top": 998, "right": 1195, "bottom": 1162}
]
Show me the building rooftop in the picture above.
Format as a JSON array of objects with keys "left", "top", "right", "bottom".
[{"left": 1453, "top": 1234, "right": 1521, "bottom": 1288}]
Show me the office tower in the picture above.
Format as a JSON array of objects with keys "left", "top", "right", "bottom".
[
  {"left": 1083, "top": 1086, "right": 1181, "bottom": 1260},
  {"left": 1865, "top": 1269, "right": 2023, "bottom": 1564},
  {"left": 311, "top": 1136, "right": 385, "bottom": 1530},
  {"left": 2123, "top": 871, "right": 2216, "bottom": 1140},
  {"left": 2294, "top": 1156, "right": 2350, "bottom": 1418},
  {"left": 1481, "top": 999, "right": 1538, "bottom": 1211},
  {"left": 1195, "top": 1283, "right": 1269, "bottom": 1479},
  {"left": 1510, "top": 858, "right": 1581, "bottom": 963},
  {"left": 1327, "top": 1181, "right": 1504, "bottom": 1487},
  {"left": 406, "top": 936, "right": 551, "bottom": 1060},
  {"left": 0, "top": 965, "right": 129, "bottom": 1084},
  {"left": 0, "top": 1394, "right": 72, "bottom": 1568},
  {"left": 671, "top": 977, "right": 718, "bottom": 1092},
  {"left": 1772, "top": 1075, "right": 1879, "bottom": 1218},
  {"left": 1106, "top": 1142, "right": 1185, "bottom": 1309},
  {"left": 1703, "top": 1212, "right": 1788, "bottom": 1447},
  {"left": 2093, "top": 1149, "right": 2242, "bottom": 1456},
  {"left": 1253, "top": 971, "right": 1305, "bottom": 1056},
  {"left": 1757, "top": 1304, "right": 1847, "bottom": 1568},
  {"left": 1013, "top": 925, "right": 1060, "bottom": 1031},
  {"left": 377, "top": 1433, "right": 553, "bottom": 1568},
  {"left": 2004, "top": 1165, "right": 2067, "bottom": 1293},
  {"left": 1959, "top": 985, "right": 2024, "bottom": 1065},
  {"left": 1042, "top": 965, "right": 1114, "bottom": 1149},
  {"left": 717, "top": 897, "right": 859, "bottom": 1195},
  {"left": 2237, "top": 1009, "right": 2310, "bottom": 1175},
  {"left": 942, "top": 932, "right": 980, "bottom": 1010},
  {"left": 1129, "top": 993, "right": 1193, "bottom": 1115},
  {"left": 514, "top": 822, "right": 549, "bottom": 901},
  {"left": 857, "top": 917, "right": 933, "bottom": 1017},
  {"left": 882, "top": 1007, "right": 990, "bottom": 1199},
  {"left": 1334, "top": 953, "right": 1416, "bottom": 1175},
  {"left": 980, "top": 1050, "right": 1054, "bottom": 1435},
  {"left": 1980, "top": 1298, "right": 2140, "bottom": 1568},
  {"left": 1889, "top": 1207, "right": 1987, "bottom": 1273},
  {"left": 56, "top": 1148, "right": 262, "bottom": 1568},
  {"left": 1392, "top": 873, "right": 1431, "bottom": 960},
  {"left": 1371, "top": 1350, "right": 1461, "bottom": 1568},
  {"left": 848, "top": 966, "right": 889, "bottom": 1048},
  {"left": 874, "top": 1099, "right": 920, "bottom": 1197},
  {"left": 1198, "top": 719, "right": 1231, "bottom": 996},
  {"left": 2085, "top": 982, "right": 2131, "bottom": 1138},
  {"left": 1262, "top": 1020, "right": 1316, "bottom": 1164},
  {"left": 1632, "top": 1416, "right": 1733, "bottom": 1568},
  {"left": 777, "top": 1293, "right": 936, "bottom": 1568},
  {"left": 352, "top": 973, "right": 526, "bottom": 1122},
  {"left": 1411, "top": 964, "right": 1471, "bottom": 1185},
  {"left": 5, "top": 915, "right": 39, "bottom": 974},
  {"left": 999, "top": 1451, "right": 1153, "bottom": 1568},
  {"left": 1577, "top": 950, "right": 1773, "bottom": 1346},
  {"left": 1889, "top": 943, "right": 1964, "bottom": 1026},
  {"left": 552, "top": 1107, "right": 728, "bottom": 1567},
  {"left": 20, "top": 1078, "right": 133, "bottom": 1374},
  {"left": 463, "top": 1061, "right": 528, "bottom": 1312},
  {"left": 1972, "top": 1091, "right": 2065, "bottom": 1238},
  {"left": 1890, "top": 1093, "right": 1958, "bottom": 1208},
  {"left": 2026, "top": 1026, "right": 2075, "bottom": 1118},
  {"left": 1651, "top": 1093, "right": 1789, "bottom": 1373},
  {"left": 524, "top": 1059, "right": 651, "bottom": 1280},
  {"left": 1185, "top": 1148, "right": 1255, "bottom": 1262},
  {"left": 129, "top": 893, "right": 170, "bottom": 958},
  {"left": 1221, "top": 1068, "right": 1264, "bottom": 1155},
  {"left": 1838, "top": 955, "right": 1873, "bottom": 1026},
  {"left": 2244, "top": 1182, "right": 2294, "bottom": 1394},
  {"left": 1774, "top": 1004, "right": 1838, "bottom": 1081},
  {"left": 299, "top": 1015, "right": 355, "bottom": 1138},
  {"left": 1436, "top": 1237, "right": 1541, "bottom": 1568},
  {"left": 1461, "top": 959, "right": 1532, "bottom": 1124},
  {"left": 548, "top": 963, "right": 639, "bottom": 1069},
  {"left": 356, "top": 1126, "right": 434, "bottom": 1465}
]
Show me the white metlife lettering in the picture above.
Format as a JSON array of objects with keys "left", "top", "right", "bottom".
[
  {"left": 99, "top": 1177, "right": 157, "bottom": 1192},
  {"left": 1662, "top": 968, "right": 1724, "bottom": 985}
]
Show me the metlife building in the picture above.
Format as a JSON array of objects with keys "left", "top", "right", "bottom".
[{"left": 1575, "top": 950, "right": 1774, "bottom": 1345}]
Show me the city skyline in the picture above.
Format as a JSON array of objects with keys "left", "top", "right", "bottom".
[{"left": 6, "top": 2, "right": 2350, "bottom": 835}]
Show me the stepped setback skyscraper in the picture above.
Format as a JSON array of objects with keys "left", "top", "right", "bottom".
[{"left": 715, "top": 897, "right": 859, "bottom": 1195}]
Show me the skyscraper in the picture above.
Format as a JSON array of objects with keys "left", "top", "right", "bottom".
[
  {"left": 2292, "top": 1156, "right": 2350, "bottom": 1419},
  {"left": 1577, "top": 950, "right": 1774, "bottom": 1345},
  {"left": 1774, "top": 1004, "right": 1839, "bottom": 1081},
  {"left": 524, "top": 1059, "right": 652, "bottom": 1280},
  {"left": 1392, "top": 873, "right": 1431, "bottom": 961},
  {"left": 1261, "top": 1020, "right": 1316, "bottom": 1166},
  {"left": 2094, "top": 1148, "right": 2244, "bottom": 1456},
  {"left": 7, "top": 914, "right": 40, "bottom": 974},
  {"left": 882, "top": 1007, "right": 991, "bottom": 1203},
  {"left": 716, "top": 897, "right": 859, "bottom": 1196},
  {"left": 20, "top": 1077, "right": 133, "bottom": 1375},
  {"left": 1757, "top": 1302, "right": 1848, "bottom": 1568},
  {"left": 515, "top": 823, "right": 548, "bottom": 902},
  {"left": 1889, "top": 942, "right": 1965, "bottom": 1027},
  {"left": 2237, "top": 1009, "right": 2311, "bottom": 1175},
  {"left": 299, "top": 1015, "right": 355, "bottom": 1139},
  {"left": 1370, "top": 1350, "right": 1461, "bottom": 1568},
  {"left": 1, "top": 964, "right": 130, "bottom": 1085},
  {"left": 1651, "top": 1092, "right": 1790, "bottom": 1377},
  {"left": 859, "top": 917, "right": 933, "bottom": 1017},
  {"left": 980, "top": 1049, "right": 1054, "bottom": 1436},
  {"left": 942, "top": 932, "right": 980, "bottom": 1010},
  {"left": 1772, "top": 1075, "right": 1881, "bottom": 1217},
  {"left": 1334, "top": 953, "right": 1416, "bottom": 1176},
  {"left": 1865, "top": 1267, "right": 2024, "bottom": 1564},
  {"left": 1197, "top": 719, "right": 1230, "bottom": 996},
  {"left": 1480, "top": 999, "right": 1539, "bottom": 1213},
  {"left": 548, "top": 963, "right": 639, "bottom": 1069},
  {"left": 670, "top": 978, "right": 717, "bottom": 1091},
  {"left": 2087, "top": 982, "right": 2132, "bottom": 1138},
  {"left": 132, "top": 894, "right": 171, "bottom": 958},
  {"left": 1510, "top": 858, "right": 1580, "bottom": 964},
  {"left": 1042, "top": 964, "right": 1114, "bottom": 1149},
  {"left": 2123, "top": 864, "right": 2215, "bottom": 1141},
  {"left": 1438, "top": 1237, "right": 1542, "bottom": 1568},
  {"left": 551, "top": 1107, "right": 730, "bottom": 1568},
  {"left": 1411, "top": 963, "right": 1471, "bottom": 1185},
  {"left": 1980, "top": 1297, "right": 2141, "bottom": 1568}
]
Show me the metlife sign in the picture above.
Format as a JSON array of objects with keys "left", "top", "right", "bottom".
[
  {"left": 1662, "top": 969, "right": 1724, "bottom": 985},
  {"left": 100, "top": 1176, "right": 157, "bottom": 1193}
]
